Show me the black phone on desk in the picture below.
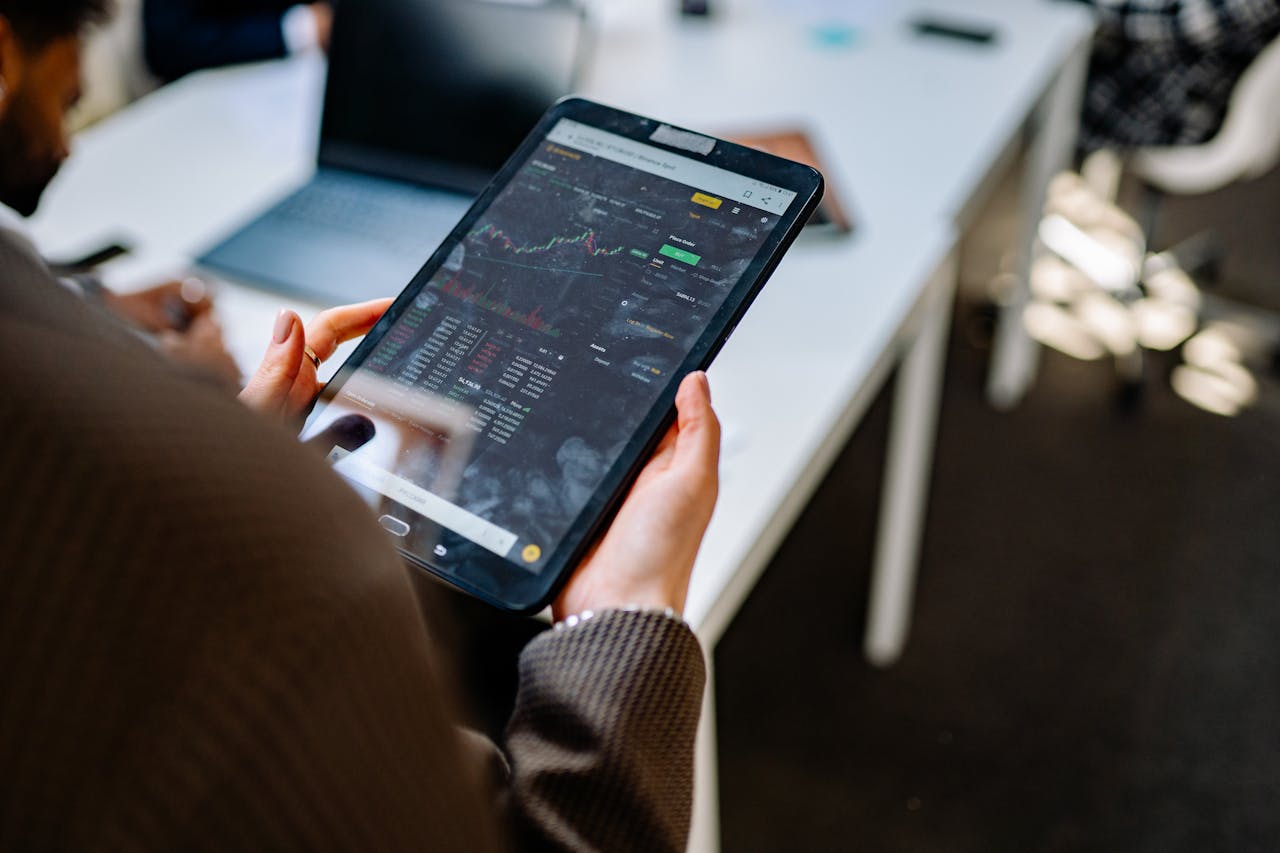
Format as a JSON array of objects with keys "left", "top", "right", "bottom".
[
  {"left": 47, "top": 240, "right": 133, "bottom": 275},
  {"left": 301, "top": 98, "right": 823, "bottom": 613},
  {"left": 910, "top": 16, "right": 999, "bottom": 46}
]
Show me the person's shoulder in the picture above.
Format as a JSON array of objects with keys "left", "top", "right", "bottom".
[
  {"left": 0, "top": 227, "right": 129, "bottom": 345},
  {"left": 0, "top": 301, "right": 408, "bottom": 609},
  {"left": 0, "top": 225, "right": 58, "bottom": 306}
]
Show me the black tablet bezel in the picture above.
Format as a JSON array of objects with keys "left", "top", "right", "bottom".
[{"left": 305, "top": 97, "right": 824, "bottom": 612}]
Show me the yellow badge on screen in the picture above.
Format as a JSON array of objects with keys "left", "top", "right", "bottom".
[
  {"left": 691, "top": 192, "right": 723, "bottom": 209},
  {"left": 521, "top": 544, "right": 542, "bottom": 563}
]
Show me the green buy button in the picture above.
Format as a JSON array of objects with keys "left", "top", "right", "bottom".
[{"left": 659, "top": 244, "right": 701, "bottom": 266}]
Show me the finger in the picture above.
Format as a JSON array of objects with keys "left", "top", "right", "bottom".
[
  {"left": 287, "top": 369, "right": 321, "bottom": 416},
  {"left": 156, "top": 279, "right": 211, "bottom": 306},
  {"left": 304, "top": 414, "right": 376, "bottom": 454},
  {"left": 238, "top": 309, "right": 305, "bottom": 416},
  {"left": 184, "top": 312, "right": 223, "bottom": 341},
  {"left": 153, "top": 280, "right": 213, "bottom": 330},
  {"left": 305, "top": 298, "right": 393, "bottom": 361},
  {"left": 672, "top": 371, "right": 720, "bottom": 478},
  {"left": 633, "top": 422, "right": 680, "bottom": 486},
  {"left": 644, "top": 372, "right": 710, "bottom": 473},
  {"left": 196, "top": 311, "right": 223, "bottom": 333},
  {"left": 652, "top": 421, "right": 679, "bottom": 460},
  {"left": 180, "top": 280, "right": 214, "bottom": 316},
  {"left": 148, "top": 281, "right": 182, "bottom": 298}
]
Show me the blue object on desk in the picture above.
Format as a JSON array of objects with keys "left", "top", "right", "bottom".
[{"left": 811, "top": 22, "right": 859, "bottom": 49}]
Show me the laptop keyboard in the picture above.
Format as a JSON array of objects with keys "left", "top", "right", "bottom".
[{"left": 271, "top": 171, "right": 471, "bottom": 256}]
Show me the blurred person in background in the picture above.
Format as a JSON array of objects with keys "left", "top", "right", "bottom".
[
  {"left": 143, "top": 0, "right": 331, "bottom": 81},
  {"left": 0, "top": 0, "right": 239, "bottom": 381},
  {"left": 1075, "top": 0, "right": 1280, "bottom": 152}
]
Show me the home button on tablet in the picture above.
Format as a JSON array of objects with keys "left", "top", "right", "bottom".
[{"left": 378, "top": 515, "right": 411, "bottom": 537}]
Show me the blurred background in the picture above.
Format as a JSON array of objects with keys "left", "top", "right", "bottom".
[{"left": 31, "top": 0, "right": 1280, "bottom": 849}]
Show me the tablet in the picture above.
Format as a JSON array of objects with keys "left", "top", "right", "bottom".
[{"left": 301, "top": 98, "right": 823, "bottom": 612}]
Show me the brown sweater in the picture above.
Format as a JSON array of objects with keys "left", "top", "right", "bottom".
[{"left": 0, "top": 229, "right": 705, "bottom": 851}]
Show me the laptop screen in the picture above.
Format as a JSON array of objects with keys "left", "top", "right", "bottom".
[{"left": 320, "top": 0, "right": 586, "bottom": 193}]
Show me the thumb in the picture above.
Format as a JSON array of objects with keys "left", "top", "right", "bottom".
[
  {"left": 239, "top": 309, "right": 305, "bottom": 417},
  {"left": 672, "top": 371, "right": 720, "bottom": 479},
  {"left": 304, "top": 413, "right": 376, "bottom": 455}
]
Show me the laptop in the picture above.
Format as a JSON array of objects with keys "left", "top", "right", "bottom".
[{"left": 198, "top": 0, "right": 587, "bottom": 305}]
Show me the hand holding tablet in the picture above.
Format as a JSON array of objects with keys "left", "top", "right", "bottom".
[
  {"left": 300, "top": 98, "right": 823, "bottom": 611},
  {"left": 552, "top": 371, "right": 720, "bottom": 621}
]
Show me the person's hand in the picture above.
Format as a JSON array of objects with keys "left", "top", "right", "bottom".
[
  {"left": 239, "top": 298, "right": 392, "bottom": 422},
  {"left": 102, "top": 278, "right": 213, "bottom": 333},
  {"left": 158, "top": 313, "right": 241, "bottom": 386},
  {"left": 103, "top": 278, "right": 237, "bottom": 384},
  {"left": 553, "top": 371, "right": 721, "bottom": 622},
  {"left": 310, "top": 2, "right": 333, "bottom": 52}
]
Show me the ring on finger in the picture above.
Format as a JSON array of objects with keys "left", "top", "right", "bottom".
[{"left": 303, "top": 345, "right": 321, "bottom": 369}]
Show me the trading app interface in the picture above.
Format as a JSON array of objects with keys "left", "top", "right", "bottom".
[{"left": 310, "top": 119, "right": 797, "bottom": 571}]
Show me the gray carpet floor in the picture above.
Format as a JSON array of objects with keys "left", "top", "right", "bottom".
[{"left": 715, "top": 167, "right": 1280, "bottom": 852}]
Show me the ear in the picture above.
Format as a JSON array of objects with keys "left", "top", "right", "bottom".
[{"left": 0, "top": 16, "right": 26, "bottom": 118}]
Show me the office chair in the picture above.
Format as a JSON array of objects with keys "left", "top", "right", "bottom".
[
  {"left": 1126, "top": 32, "right": 1280, "bottom": 413},
  {"left": 1131, "top": 34, "right": 1280, "bottom": 199},
  {"left": 1036, "top": 31, "right": 1280, "bottom": 412}
]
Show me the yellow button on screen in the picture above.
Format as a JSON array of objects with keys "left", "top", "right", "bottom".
[
  {"left": 521, "top": 544, "right": 542, "bottom": 563},
  {"left": 691, "top": 192, "right": 723, "bottom": 210}
]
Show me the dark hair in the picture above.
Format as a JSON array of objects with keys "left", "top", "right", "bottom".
[{"left": 0, "top": 0, "right": 112, "bottom": 49}]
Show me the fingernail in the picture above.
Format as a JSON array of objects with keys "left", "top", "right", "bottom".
[
  {"left": 180, "top": 276, "right": 207, "bottom": 304},
  {"left": 273, "top": 310, "right": 293, "bottom": 344},
  {"left": 696, "top": 371, "right": 711, "bottom": 400}
]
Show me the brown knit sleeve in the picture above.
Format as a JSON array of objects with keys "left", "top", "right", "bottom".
[
  {"left": 0, "top": 254, "right": 503, "bottom": 850},
  {"left": 0, "top": 229, "right": 705, "bottom": 852},
  {"left": 504, "top": 610, "right": 706, "bottom": 852}
]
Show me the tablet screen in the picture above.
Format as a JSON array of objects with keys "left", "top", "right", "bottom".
[{"left": 303, "top": 112, "right": 806, "bottom": 603}]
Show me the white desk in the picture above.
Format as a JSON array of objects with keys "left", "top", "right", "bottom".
[
  {"left": 590, "top": 0, "right": 1090, "bottom": 223},
  {"left": 34, "top": 58, "right": 329, "bottom": 370},
  {"left": 29, "top": 4, "right": 1090, "bottom": 850},
  {"left": 585, "top": 0, "right": 1094, "bottom": 412},
  {"left": 580, "top": 0, "right": 1094, "bottom": 655}
]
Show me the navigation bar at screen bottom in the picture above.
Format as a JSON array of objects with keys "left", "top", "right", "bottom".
[{"left": 330, "top": 449, "right": 519, "bottom": 558}]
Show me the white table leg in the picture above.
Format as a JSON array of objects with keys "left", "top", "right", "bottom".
[
  {"left": 864, "top": 254, "right": 958, "bottom": 667},
  {"left": 688, "top": 654, "right": 721, "bottom": 853},
  {"left": 986, "top": 38, "right": 1091, "bottom": 410}
]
